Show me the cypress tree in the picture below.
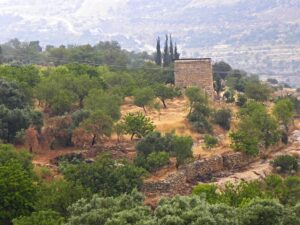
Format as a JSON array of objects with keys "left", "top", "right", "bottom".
[
  {"left": 163, "top": 35, "right": 170, "bottom": 67},
  {"left": 155, "top": 37, "right": 162, "bottom": 66},
  {"left": 169, "top": 34, "right": 174, "bottom": 62},
  {"left": 0, "top": 46, "right": 2, "bottom": 64},
  {"left": 174, "top": 43, "right": 180, "bottom": 60}
]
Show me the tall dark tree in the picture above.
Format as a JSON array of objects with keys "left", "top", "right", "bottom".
[
  {"left": 169, "top": 35, "right": 174, "bottom": 62},
  {"left": 155, "top": 37, "right": 162, "bottom": 66},
  {"left": 174, "top": 43, "right": 180, "bottom": 60},
  {"left": 0, "top": 46, "right": 3, "bottom": 64},
  {"left": 163, "top": 35, "right": 170, "bottom": 67}
]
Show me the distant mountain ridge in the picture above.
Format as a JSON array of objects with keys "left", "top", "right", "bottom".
[{"left": 0, "top": 0, "right": 300, "bottom": 79}]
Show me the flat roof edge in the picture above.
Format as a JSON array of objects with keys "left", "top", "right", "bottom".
[{"left": 175, "top": 58, "right": 211, "bottom": 61}]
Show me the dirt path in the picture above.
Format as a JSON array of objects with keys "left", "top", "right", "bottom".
[
  {"left": 214, "top": 122, "right": 300, "bottom": 186},
  {"left": 32, "top": 148, "right": 85, "bottom": 166}
]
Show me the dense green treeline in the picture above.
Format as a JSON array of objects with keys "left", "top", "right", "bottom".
[
  {"left": 0, "top": 62, "right": 174, "bottom": 148},
  {"left": 0, "top": 39, "right": 152, "bottom": 68},
  {"left": 2, "top": 144, "right": 300, "bottom": 225}
]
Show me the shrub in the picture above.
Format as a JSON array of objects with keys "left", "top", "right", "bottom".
[
  {"left": 204, "top": 134, "right": 218, "bottom": 149},
  {"left": 192, "top": 184, "right": 219, "bottom": 203},
  {"left": 245, "top": 81, "right": 270, "bottom": 102},
  {"left": 147, "top": 152, "right": 169, "bottom": 171},
  {"left": 13, "top": 210, "right": 64, "bottom": 225},
  {"left": 173, "top": 136, "right": 194, "bottom": 166},
  {"left": 136, "top": 152, "right": 170, "bottom": 172},
  {"left": 35, "top": 180, "right": 90, "bottom": 217},
  {"left": 267, "top": 78, "right": 278, "bottom": 84},
  {"left": 223, "top": 90, "right": 235, "bottom": 103},
  {"left": 236, "top": 94, "right": 247, "bottom": 107},
  {"left": 136, "top": 131, "right": 193, "bottom": 167},
  {"left": 188, "top": 103, "right": 212, "bottom": 133},
  {"left": 136, "top": 131, "right": 166, "bottom": 156},
  {"left": 230, "top": 131, "right": 260, "bottom": 156},
  {"left": 63, "top": 154, "right": 146, "bottom": 196},
  {"left": 240, "top": 199, "right": 285, "bottom": 225},
  {"left": 272, "top": 155, "right": 299, "bottom": 174},
  {"left": 35, "top": 166, "right": 52, "bottom": 180},
  {"left": 213, "top": 108, "right": 232, "bottom": 130}
]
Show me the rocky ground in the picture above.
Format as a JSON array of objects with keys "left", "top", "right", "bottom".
[{"left": 214, "top": 121, "right": 300, "bottom": 187}]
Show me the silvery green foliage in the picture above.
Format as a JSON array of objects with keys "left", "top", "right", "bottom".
[
  {"left": 65, "top": 190, "right": 154, "bottom": 225},
  {"left": 65, "top": 191, "right": 300, "bottom": 225},
  {"left": 155, "top": 196, "right": 239, "bottom": 225}
]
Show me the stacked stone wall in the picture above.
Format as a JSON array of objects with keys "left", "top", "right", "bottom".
[
  {"left": 181, "top": 156, "right": 224, "bottom": 182},
  {"left": 142, "top": 171, "right": 188, "bottom": 196},
  {"left": 143, "top": 152, "right": 254, "bottom": 196},
  {"left": 222, "top": 152, "right": 254, "bottom": 170}
]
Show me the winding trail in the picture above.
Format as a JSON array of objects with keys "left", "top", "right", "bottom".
[{"left": 214, "top": 122, "right": 300, "bottom": 186}]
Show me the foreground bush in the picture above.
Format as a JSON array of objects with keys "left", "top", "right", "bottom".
[
  {"left": 13, "top": 210, "right": 64, "bottom": 225},
  {"left": 62, "top": 154, "right": 146, "bottom": 196},
  {"left": 0, "top": 145, "right": 36, "bottom": 225},
  {"left": 64, "top": 190, "right": 300, "bottom": 225},
  {"left": 272, "top": 155, "right": 299, "bottom": 174}
]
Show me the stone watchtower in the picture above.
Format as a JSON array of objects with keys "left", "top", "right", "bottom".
[{"left": 174, "top": 58, "right": 214, "bottom": 98}]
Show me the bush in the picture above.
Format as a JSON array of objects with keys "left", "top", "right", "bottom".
[
  {"left": 236, "top": 94, "right": 247, "bottom": 107},
  {"left": 213, "top": 108, "right": 232, "bottom": 130},
  {"left": 173, "top": 136, "right": 194, "bottom": 166},
  {"left": 13, "top": 210, "right": 64, "bottom": 225},
  {"left": 135, "top": 152, "right": 170, "bottom": 172},
  {"left": 223, "top": 90, "right": 235, "bottom": 103},
  {"left": 35, "top": 180, "right": 90, "bottom": 217},
  {"left": 245, "top": 81, "right": 270, "bottom": 102},
  {"left": 136, "top": 131, "right": 166, "bottom": 156},
  {"left": 192, "top": 184, "right": 219, "bottom": 203},
  {"left": 188, "top": 103, "right": 212, "bottom": 133},
  {"left": 63, "top": 154, "right": 146, "bottom": 196},
  {"left": 204, "top": 134, "right": 218, "bottom": 149},
  {"left": 147, "top": 152, "right": 169, "bottom": 171},
  {"left": 281, "top": 176, "right": 300, "bottom": 206},
  {"left": 272, "top": 155, "right": 299, "bottom": 174},
  {"left": 240, "top": 199, "right": 285, "bottom": 225},
  {"left": 230, "top": 131, "right": 260, "bottom": 156},
  {"left": 267, "top": 78, "right": 278, "bottom": 84}
]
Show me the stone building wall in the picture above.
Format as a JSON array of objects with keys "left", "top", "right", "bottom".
[{"left": 174, "top": 58, "right": 214, "bottom": 98}]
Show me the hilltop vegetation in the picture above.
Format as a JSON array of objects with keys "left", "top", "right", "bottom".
[{"left": 0, "top": 41, "right": 300, "bottom": 225}]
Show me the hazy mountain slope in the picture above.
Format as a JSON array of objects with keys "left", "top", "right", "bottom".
[{"left": 0, "top": 0, "right": 300, "bottom": 80}]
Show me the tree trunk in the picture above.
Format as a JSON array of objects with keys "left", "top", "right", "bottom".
[
  {"left": 79, "top": 97, "right": 84, "bottom": 109},
  {"left": 91, "top": 134, "right": 96, "bottom": 146},
  {"left": 162, "top": 99, "right": 167, "bottom": 108},
  {"left": 131, "top": 133, "right": 135, "bottom": 140},
  {"left": 188, "top": 106, "right": 193, "bottom": 116},
  {"left": 142, "top": 106, "right": 147, "bottom": 114},
  {"left": 285, "top": 124, "right": 289, "bottom": 134}
]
